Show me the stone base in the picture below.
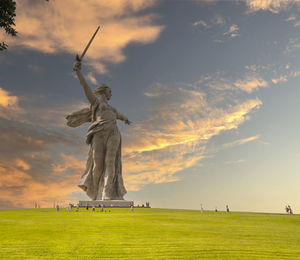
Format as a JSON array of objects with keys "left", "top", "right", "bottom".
[{"left": 78, "top": 200, "right": 133, "bottom": 208}]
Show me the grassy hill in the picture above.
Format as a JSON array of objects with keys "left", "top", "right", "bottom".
[{"left": 0, "top": 208, "right": 299, "bottom": 259}]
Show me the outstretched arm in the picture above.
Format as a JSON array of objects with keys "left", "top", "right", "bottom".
[
  {"left": 113, "top": 108, "right": 132, "bottom": 125},
  {"left": 73, "top": 61, "right": 96, "bottom": 105}
]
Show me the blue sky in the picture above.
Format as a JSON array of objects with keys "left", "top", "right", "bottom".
[{"left": 0, "top": 0, "right": 299, "bottom": 212}]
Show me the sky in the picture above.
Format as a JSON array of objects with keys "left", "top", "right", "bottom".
[{"left": 0, "top": 0, "right": 299, "bottom": 213}]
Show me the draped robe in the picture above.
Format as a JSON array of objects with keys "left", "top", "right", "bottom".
[{"left": 66, "top": 98, "right": 126, "bottom": 200}]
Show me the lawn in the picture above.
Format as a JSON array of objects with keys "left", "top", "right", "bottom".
[{"left": 0, "top": 208, "right": 299, "bottom": 259}]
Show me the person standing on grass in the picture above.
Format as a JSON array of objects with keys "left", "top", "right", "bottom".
[{"left": 288, "top": 205, "right": 293, "bottom": 214}]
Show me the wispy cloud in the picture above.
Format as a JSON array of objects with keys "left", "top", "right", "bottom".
[
  {"left": 285, "top": 37, "right": 300, "bottom": 53},
  {"left": 234, "top": 75, "right": 268, "bottom": 93},
  {"left": 225, "top": 159, "right": 245, "bottom": 164},
  {"left": 207, "top": 73, "right": 268, "bottom": 93},
  {"left": 144, "top": 82, "right": 172, "bottom": 97},
  {"left": 86, "top": 72, "right": 98, "bottom": 85},
  {"left": 222, "top": 135, "right": 260, "bottom": 149},
  {"left": 272, "top": 75, "right": 288, "bottom": 84},
  {"left": 286, "top": 15, "right": 296, "bottom": 22},
  {"left": 224, "top": 24, "right": 240, "bottom": 38},
  {"left": 192, "top": 14, "right": 226, "bottom": 29},
  {"left": 193, "top": 20, "right": 209, "bottom": 28},
  {"left": 285, "top": 14, "right": 300, "bottom": 27},
  {"left": 4, "top": 0, "right": 164, "bottom": 73}
]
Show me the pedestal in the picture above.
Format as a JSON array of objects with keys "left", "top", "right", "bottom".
[{"left": 78, "top": 200, "right": 133, "bottom": 208}]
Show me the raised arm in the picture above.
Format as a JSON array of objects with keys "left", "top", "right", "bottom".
[{"left": 73, "top": 61, "right": 96, "bottom": 105}]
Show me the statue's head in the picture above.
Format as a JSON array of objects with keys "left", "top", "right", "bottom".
[{"left": 93, "top": 84, "right": 112, "bottom": 100}]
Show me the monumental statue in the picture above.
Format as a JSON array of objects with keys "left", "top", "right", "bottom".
[{"left": 66, "top": 27, "right": 132, "bottom": 206}]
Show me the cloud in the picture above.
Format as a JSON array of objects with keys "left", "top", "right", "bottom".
[
  {"left": 225, "top": 159, "right": 245, "bottom": 164},
  {"left": 193, "top": 20, "right": 209, "bottom": 28},
  {"left": 207, "top": 73, "right": 268, "bottom": 93},
  {"left": 86, "top": 72, "right": 98, "bottom": 85},
  {"left": 222, "top": 135, "right": 260, "bottom": 149},
  {"left": 0, "top": 154, "right": 84, "bottom": 208},
  {"left": 0, "top": 87, "right": 18, "bottom": 107},
  {"left": 144, "top": 82, "right": 172, "bottom": 97},
  {"left": 224, "top": 24, "right": 240, "bottom": 38},
  {"left": 121, "top": 78, "right": 262, "bottom": 190},
  {"left": 285, "top": 37, "right": 300, "bottom": 53},
  {"left": 5, "top": 0, "right": 164, "bottom": 73},
  {"left": 286, "top": 15, "right": 296, "bottom": 22},
  {"left": 285, "top": 14, "right": 300, "bottom": 27},
  {"left": 234, "top": 75, "right": 268, "bottom": 93},
  {"left": 272, "top": 75, "right": 288, "bottom": 84},
  {"left": 0, "top": 87, "right": 23, "bottom": 120},
  {"left": 192, "top": 14, "right": 226, "bottom": 29},
  {"left": 245, "top": 0, "right": 300, "bottom": 13}
]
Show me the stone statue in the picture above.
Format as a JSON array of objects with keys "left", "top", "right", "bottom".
[{"left": 66, "top": 60, "right": 131, "bottom": 201}]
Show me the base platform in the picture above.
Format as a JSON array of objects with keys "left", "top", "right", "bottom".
[{"left": 78, "top": 200, "right": 133, "bottom": 208}]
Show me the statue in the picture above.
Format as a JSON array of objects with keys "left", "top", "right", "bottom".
[
  {"left": 65, "top": 27, "right": 133, "bottom": 207},
  {"left": 67, "top": 60, "right": 131, "bottom": 201}
]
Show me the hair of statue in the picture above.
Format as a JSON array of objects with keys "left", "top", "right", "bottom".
[{"left": 93, "top": 84, "right": 110, "bottom": 96}]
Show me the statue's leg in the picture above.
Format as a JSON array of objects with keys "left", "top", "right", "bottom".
[
  {"left": 102, "top": 131, "right": 121, "bottom": 200},
  {"left": 92, "top": 132, "right": 106, "bottom": 200}
]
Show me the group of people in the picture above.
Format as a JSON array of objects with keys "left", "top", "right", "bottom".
[
  {"left": 285, "top": 205, "right": 293, "bottom": 214},
  {"left": 200, "top": 204, "right": 230, "bottom": 212}
]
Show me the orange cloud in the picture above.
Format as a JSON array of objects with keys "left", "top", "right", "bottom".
[
  {"left": 120, "top": 80, "right": 262, "bottom": 190},
  {"left": 0, "top": 88, "right": 18, "bottom": 107},
  {"left": 272, "top": 75, "right": 288, "bottom": 84},
  {"left": 0, "top": 87, "right": 23, "bottom": 120},
  {"left": 6, "top": 0, "right": 164, "bottom": 73},
  {"left": 245, "top": 0, "right": 299, "bottom": 13},
  {"left": 234, "top": 76, "right": 268, "bottom": 93},
  {"left": 0, "top": 154, "right": 85, "bottom": 208}
]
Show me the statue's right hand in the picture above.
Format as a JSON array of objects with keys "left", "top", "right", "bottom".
[{"left": 73, "top": 61, "right": 81, "bottom": 72}]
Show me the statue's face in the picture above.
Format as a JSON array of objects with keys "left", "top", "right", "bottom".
[{"left": 106, "top": 88, "right": 112, "bottom": 100}]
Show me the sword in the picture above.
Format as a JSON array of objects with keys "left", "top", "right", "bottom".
[{"left": 76, "top": 26, "right": 100, "bottom": 62}]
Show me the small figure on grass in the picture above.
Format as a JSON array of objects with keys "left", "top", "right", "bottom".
[
  {"left": 226, "top": 205, "right": 230, "bottom": 212},
  {"left": 288, "top": 205, "right": 293, "bottom": 215}
]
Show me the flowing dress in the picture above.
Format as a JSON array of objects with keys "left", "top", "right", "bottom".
[{"left": 66, "top": 97, "right": 126, "bottom": 200}]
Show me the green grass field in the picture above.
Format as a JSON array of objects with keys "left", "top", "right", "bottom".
[{"left": 0, "top": 208, "right": 299, "bottom": 259}]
